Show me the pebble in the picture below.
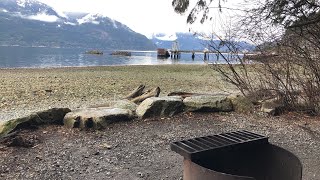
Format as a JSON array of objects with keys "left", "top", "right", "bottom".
[
  {"left": 101, "top": 143, "right": 112, "bottom": 149},
  {"left": 137, "top": 172, "right": 144, "bottom": 177}
]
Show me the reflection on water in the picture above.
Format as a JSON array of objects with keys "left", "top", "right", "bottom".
[{"left": 0, "top": 46, "right": 242, "bottom": 68}]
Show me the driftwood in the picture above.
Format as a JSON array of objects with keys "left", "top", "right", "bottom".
[
  {"left": 124, "top": 85, "right": 145, "bottom": 99},
  {"left": 167, "top": 91, "right": 230, "bottom": 99},
  {"left": 131, "top": 87, "right": 160, "bottom": 103},
  {"left": 167, "top": 92, "right": 207, "bottom": 99}
]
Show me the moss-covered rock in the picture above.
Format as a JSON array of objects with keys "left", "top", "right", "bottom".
[
  {"left": 136, "top": 96, "right": 184, "bottom": 118},
  {"left": 183, "top": 95, "right": 233, "bottom": 112},
  {"left": 0, "top": 108, "right": 71, "bottom": 138},
  {"left": 112, "top": 100, "right": 138, "bottom": 112},
  {"left": 90, "top": 100, "right": 138, "bottom": 113},
  {"left": 260, "top": 98, "right": 285, "bottom": 116},
  {"left": 63, "top": 107, "right": 134, "bottom": 129},
  {"left": 228, "top": 94, "right": 254, "bottom": 114}
]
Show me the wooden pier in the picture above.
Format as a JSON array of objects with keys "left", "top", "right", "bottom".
[
  {"left": 168, "top": 49, "right": 212, "bottom": 60},
  {"left": 157, "top": 40, "right": 213, "bottom": 60}
]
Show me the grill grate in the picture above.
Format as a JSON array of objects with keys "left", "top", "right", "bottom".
[{"left": 171, "top": 130, "right": 268, "bottom": 159}]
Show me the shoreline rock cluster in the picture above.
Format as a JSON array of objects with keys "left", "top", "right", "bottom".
[
  {"left": 0, "top": 93, "right": 237, "bottom": 137},
  {"left": 0, "top": 88, "right": 283, "bottom": 138},
  {"left": 63, "top": 94, "right": 235, "bottom": 130}
]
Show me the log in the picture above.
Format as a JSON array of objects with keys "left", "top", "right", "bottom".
[
  {"left": 124, "top": 85, "right": 145, "bottom": 99},
  {"left": 167, "top": 91, "right": 230, "bottom": 99},
  {"left": 167, "top": 92, "right": 204, "bottom": 99},
  {"left": 131, "top": 87, "right": 160, "bottom": 103}
]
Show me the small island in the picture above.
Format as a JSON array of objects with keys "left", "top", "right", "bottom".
[
  {"left": 110, "top": 51, "right": 131, "bottom": 56},
  {"left": 85, "top": 50, "right": 103, "bottom": 55}
]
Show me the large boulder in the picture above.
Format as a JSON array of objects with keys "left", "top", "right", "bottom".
[
  {"left": 63, "top": 107, "right": 134, "bottom": 129},
  {"left": 112, "top": 100, "right": 138, "bottom": 112},
  {"left": 136, "top": 96, "right": 184, "bottom": 118},
  {"left": 34, "top": 108, "right": 71, "bottom": 124},
  {"left": 260, "top": 98, "right": 285, "bottom": 116},
  {"left": 91, "top": 100, "right": 138, "bottom": 113},
  {"left": 228, "top": 94, "right": 254, "bottom": 114},
  {"left": 0, "top": 108, "right": 71, "bottom": 137},
  {"left": 183, "top": 95, "right": 233, "bottom": 112}
]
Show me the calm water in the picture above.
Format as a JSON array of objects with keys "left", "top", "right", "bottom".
[{"left": 0, "top": 46, "right": 236, "bottom": 68}]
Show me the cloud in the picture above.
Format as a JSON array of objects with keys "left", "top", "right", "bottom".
[
  {"left": 37, "top": 0, "right": 190, "bottom": 36},
  {"left": 0, "top": 8, "right": 8, "bottom": 13},
  {"left": 27, "top": 13, "right": 60, "bottom": 22},
  {"left": 153, "top": 33, "right": 178, "bottom": 41},
  {"left": 36, "top": 0, "right": 245, "bottom": 36}
]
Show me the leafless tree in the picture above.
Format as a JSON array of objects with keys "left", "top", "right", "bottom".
[{"left": 172, "top": 0, "right": 320, "bottom": 114}]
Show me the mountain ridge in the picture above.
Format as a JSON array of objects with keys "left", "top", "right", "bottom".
[
  {"left": 0, "top": 0, "right": 156, "bottom": 50},
  {"left": 151, "top": 32, "right": 255, "bottom": 52}
]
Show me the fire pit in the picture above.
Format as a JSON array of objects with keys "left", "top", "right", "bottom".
[{"left": 171, "top": 130, "right": 302, "bottom": 180}]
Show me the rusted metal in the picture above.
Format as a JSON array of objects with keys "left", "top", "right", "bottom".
[
  {"left": 171, "top": 131, "right": 302, "bottom": 180},
  {"left": 183, "top": 159, "right": 254, "bottom": 180}
]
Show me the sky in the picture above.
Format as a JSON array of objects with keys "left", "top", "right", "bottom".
[{"left": 37, "top": 0, "right": 245, "bottom": 38}]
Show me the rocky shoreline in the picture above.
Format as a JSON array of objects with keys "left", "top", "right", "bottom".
[{"left": 0, "top": 65, "right": 231, "bottom": 122}]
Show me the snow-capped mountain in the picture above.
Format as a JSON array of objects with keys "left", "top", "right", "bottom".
[
  {"left": 151, "top": 32, "right": 255, "bottom": 52},
  {"left": 0, "top": 0, "right": 155, "bottom": 50},
  {"left": 74, "top": 13, "right": 133, "bottom": 31},
  {"left": 1, "top": 0, "right": 57, "bottom": 15},
  {"left": 0, "top": 0, "right": 66, "bottom": 22}
]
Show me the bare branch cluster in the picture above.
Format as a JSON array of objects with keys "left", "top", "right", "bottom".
[
  {"left": 173, "top": 0, "right": 320, "bottom": 114},
  {"left": 172, "top": 0, "right": 226, "bottom": 24}
]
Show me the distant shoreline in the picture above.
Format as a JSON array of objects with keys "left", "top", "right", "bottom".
[{"left": 0, "top": 63, "right": 208, "bottom": 70}]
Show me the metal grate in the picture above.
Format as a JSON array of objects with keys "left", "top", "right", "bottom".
[{"left": 171, "top": 130, "right": 268, "bottom": 160}]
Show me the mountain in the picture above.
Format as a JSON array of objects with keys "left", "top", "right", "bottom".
[
  {"left": 0, "top": 0, "right": 64, "bottom": 18},
  {"left": 0, "top": 0, "right": 156, "bottom": 50},
  {"left": 151, "top": 32, "right": 255, "bottom": 52}
]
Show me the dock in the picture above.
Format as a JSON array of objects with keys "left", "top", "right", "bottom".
[{"left": 157, "top": 41, "right": 213, "bottom": 60}]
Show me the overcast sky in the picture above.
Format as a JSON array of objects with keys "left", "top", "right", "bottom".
[{"left": 37, "top": 0, "right": 245, "bottom": 37}]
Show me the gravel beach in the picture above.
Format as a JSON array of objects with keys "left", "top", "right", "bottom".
[
  {"left": 0, "top": 65, "right": 231, "bottom": 122},
  {"left": 0, "top": 65, "right": 319, "bottom": 179}
]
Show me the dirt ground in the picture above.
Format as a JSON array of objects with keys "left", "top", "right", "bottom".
[
  {"left": 1, "top": 65, "right": 320, "bottom": 179},
  {"left": 0, "top": 112, "right": 319, "bottom": 180}
]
